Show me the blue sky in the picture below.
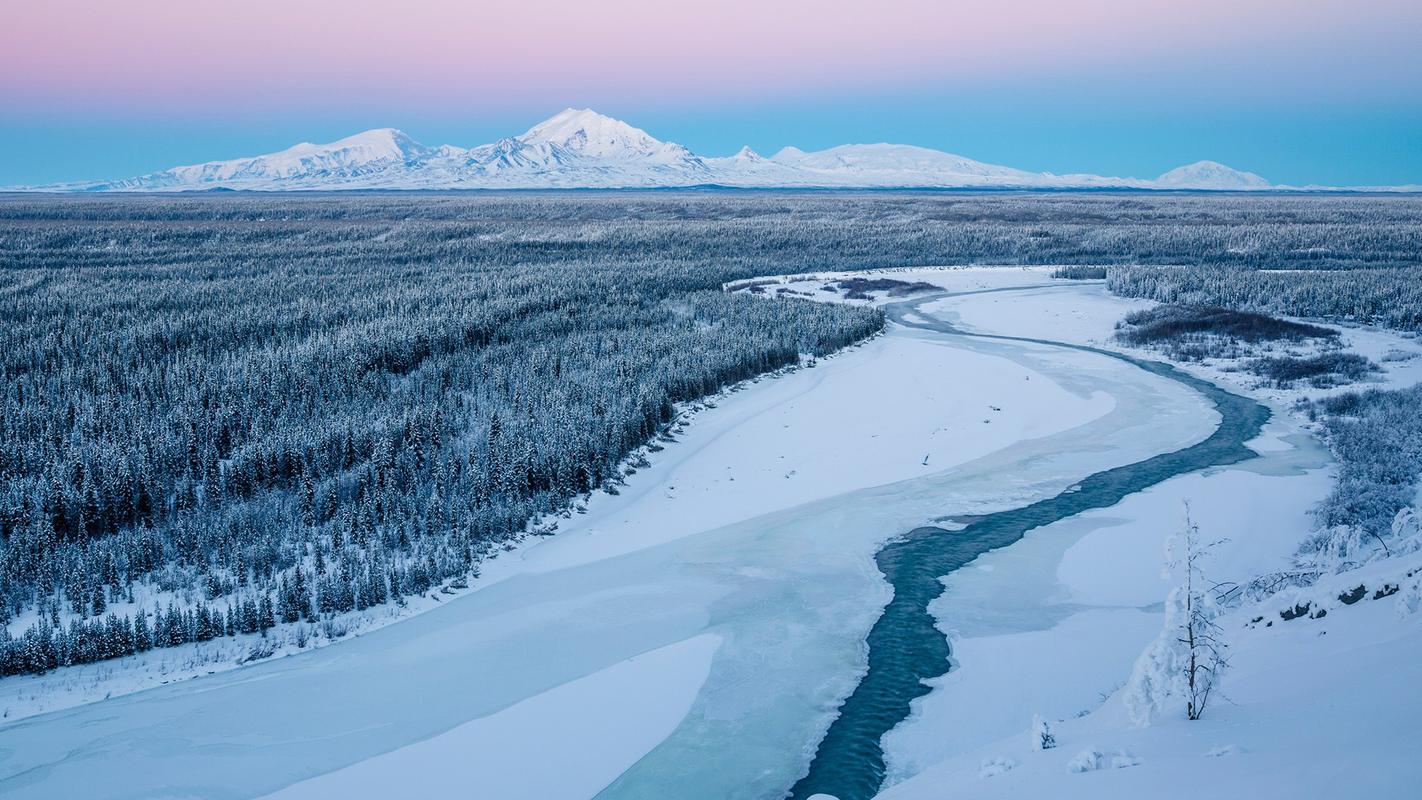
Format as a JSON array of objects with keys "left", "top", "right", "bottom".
[
  {"left": 4, "top": 0, "right": 1420, "bottom": 187},
  {"left": 6, "top": 96, "right": 1418, "bottom": 188}
]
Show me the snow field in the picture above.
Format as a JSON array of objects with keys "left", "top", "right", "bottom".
[{"left": 264, "top": 635, "right": 722, "bottom": 800}]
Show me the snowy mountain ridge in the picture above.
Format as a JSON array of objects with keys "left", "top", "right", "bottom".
[
  {"left": 1155, "top": 160, "right": 1269, "bottom": 189},
  {"left": 32, "top": 109, "right": 1285, "bottom": 192}
]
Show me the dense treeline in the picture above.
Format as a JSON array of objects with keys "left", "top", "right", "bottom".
[
  {"left": 1108, "top": 266, "right": 1422, "bottom": 332},
  {"left": 1307, "top": 385, "right": 1422, "bottom": 540},
  {"left": 4, "top": 192, "right": 1420, "bottom": 273},
  {"left": 0, "top": 194, "right": 895, "bottom": 675},
  {"left": 1050, "top": 266, "right": 1109, "bottom": 280},
  {"left": 2, "top": 190, "right": 1420, "bottom": 676}
]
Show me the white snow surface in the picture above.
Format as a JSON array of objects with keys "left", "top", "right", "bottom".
[
  {"left": 877, "top": 592, "right": 1422, "bottom": 800},
  {"left": 264, "top": 634, "right": 722, "bottom": 800},
  {"left": 27, "top": 109, "right": 1291, "bottom": 192}
]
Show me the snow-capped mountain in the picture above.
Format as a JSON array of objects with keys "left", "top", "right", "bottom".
[
  {"left": 1155, "top": 160, "right": 1269, "bottom": 190},
  {"left": 34, "top": 109, "right": 1280, "bottom": 192},
  {"left": 86, "top": 128, "right": 433, "bottom": 191},
  {"left": 770, "top": 143, "right": 1041, "bottom": 185},
  {"left": 520, "top": 108, "right": 703, "bottom": 167}
]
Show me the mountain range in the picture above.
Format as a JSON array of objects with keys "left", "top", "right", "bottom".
[{"left": 27, "top": 108, "right": 1284, "bottom": 192}]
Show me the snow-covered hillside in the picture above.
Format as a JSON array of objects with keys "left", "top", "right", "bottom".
[
  {"left": 87, "top": 129, "right": 433, "bottom": 191},
  {"left": 30, "top": 109, "right": 1280, "bottom": 192},
  {"left": 1155, "top": 160, "right": 1269, "bottom": 190}
]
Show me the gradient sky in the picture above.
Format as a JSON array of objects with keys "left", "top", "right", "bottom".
[{"left": 4, "top": 0, "right": 1420, "bottom": 186}]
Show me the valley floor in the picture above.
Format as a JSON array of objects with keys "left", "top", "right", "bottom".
[{"left": 3, "top": 268, "right": 1419, "bottom": 799}]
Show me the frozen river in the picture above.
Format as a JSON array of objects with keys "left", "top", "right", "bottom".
[
  {"left": 790, "top": 290, "right": 1269, "bottom": 799},
  {"left": 0, "top": 281, "right": 1228, "bottom": 800}
]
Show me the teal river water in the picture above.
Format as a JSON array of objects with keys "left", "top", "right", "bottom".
[{"left": 789, "top": 290, "right": 1271, "bottom": 800}]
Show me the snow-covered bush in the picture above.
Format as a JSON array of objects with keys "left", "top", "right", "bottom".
[
  {"left": 1298, "top": 525, "right": 1369, "bottom": 575},
  {"left": 1391, "top": 507, "right": 1422, "bottom": 556},
  {"left": 978, "top": 757, "right": 1017, "bottom": 778},
  {"left": 1307, "top": 385, "right": 1422, "bottom": 543},
  {"left": 1294, "top": 507, "right": 1422, "bottom": 586},
  {"left": 1394, "top": 511, "right": 1422, "bottom": 619},
  {"left": 1029, "top": 714, "right": 1057, "bottom": 751},
  {"left": 1067, "top": 748, "right": 1140, "bottom": 773},
  {"left": 1397, "top": 572, "right": 1422, "bottom": 619},
  {"left": 1124, "top": 506, "right": 1229, "bottom": 725}
]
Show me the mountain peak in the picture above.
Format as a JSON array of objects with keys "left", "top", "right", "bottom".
[
  {"left": 532, "top": 107, "right": 631, "bottom": 131},
  {"left": 519, "top": 108, "right": 671, "bottom": 159},
  {"left": 771, "top": 146, "right": 807, "bottom": 163},
  {"left": 340, "top": 127, "right": 418, "bottom": 146},
  {"left": 1156, "top": 160, "right": 1269, "bottom": 189},
  {"left": 234, "top": 128, "right": 430, "bottom": 171}
]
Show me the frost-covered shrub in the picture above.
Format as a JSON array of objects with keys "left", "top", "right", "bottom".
[
  {"left": 1297, "top": 525, "right": 1370, "bottom": 575},
  {"left": 1390, "top": 509, "right": 1422, "bottom": 619},
  {"left": 1306, "top": 386, "right": 1422, "bottom": 543},
  {"left": 1067, "top": 748, "right": 1140, "bottom": 773},
  {"left": 1030, "top": 714, "right": 1057, "bottom": 751},
  {"left": 1393, "top": 507, "right": 1422, "bottom": 555},
  {"left": 1397, "top": 572, "right": 1422, "bottom": 619},
  {"left": 978, "top": 757, "right": 1017, "bottom": 778},
  {"left": 1113, "top": 304, "right": 1346, "bottom": 364},
  {"left": 834, "top": 277, "right": 938, "bottom": 299},
  {"left": 1244, "top": 352, "right": 1380, "bottom": 388},
  {"left": 1116, "top": 305, "right": 1338, "bottom": 347}
]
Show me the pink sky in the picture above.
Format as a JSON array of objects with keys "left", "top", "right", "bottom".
[{"left": 6, "top": 0, "right": 1419, "bottom": 114}]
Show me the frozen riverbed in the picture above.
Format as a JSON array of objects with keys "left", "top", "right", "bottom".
[
  {"left": 868, "top": 275, "right": 1422, "bottom": 800},
  {"left": 0, "top": 277, "right": 1221, "bottom": 800}
]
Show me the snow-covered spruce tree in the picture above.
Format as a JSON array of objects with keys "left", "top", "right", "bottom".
[{"left": 1124, "top": 504, "right": 1230, "bottom": 724}]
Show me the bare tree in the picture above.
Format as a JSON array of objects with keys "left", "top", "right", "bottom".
[
  {"left": 1125, "top": 503, "right": 1230, "bottom": 724},
  {"left": 1176, "top": 507, "right": 1229, "bottom": 720}
]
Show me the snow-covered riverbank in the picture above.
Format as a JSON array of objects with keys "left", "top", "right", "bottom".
[{"left": 800, "top": 271, "right": 1422, "bottom": 800}]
